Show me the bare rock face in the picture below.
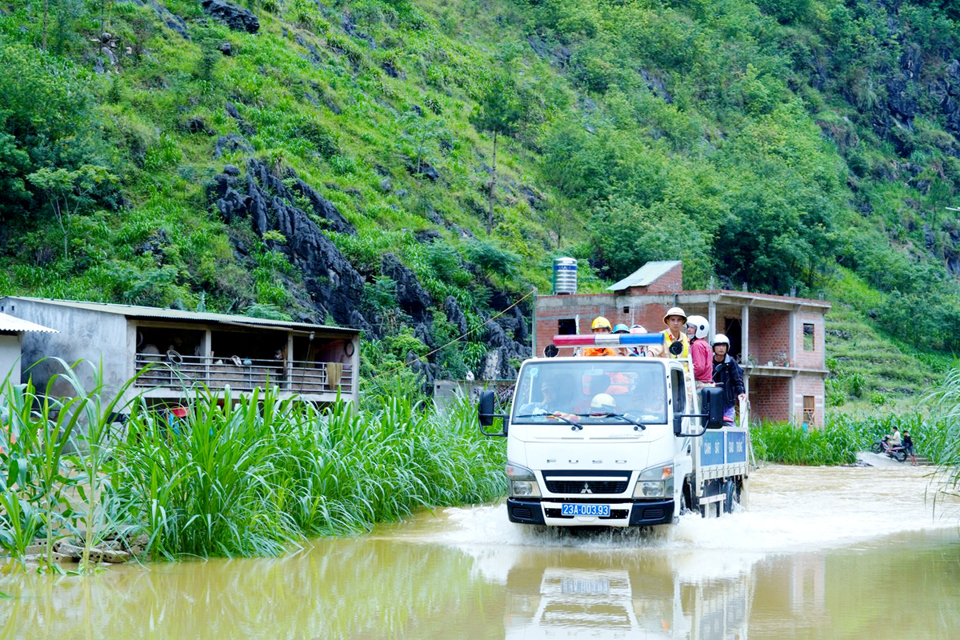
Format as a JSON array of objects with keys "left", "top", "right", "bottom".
[
  {"left": 208, "top": 160, "right": 372, "bottom": 331},
  {"left": 381, "top": 253, "right": 434, "bottom": 323},
  {"left": 201, "top": 0, "right": 260, "bottom": 34}
]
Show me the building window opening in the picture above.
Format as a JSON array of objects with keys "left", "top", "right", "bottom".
[
  {"left": 803, "top": 396, "right": 815, "bottom": 425},
  {"left": 803, "top": 324, "right": 815, "bottom": 351},
  {"left": 558, "top": 319, "right": 577, "bottom": 335}
]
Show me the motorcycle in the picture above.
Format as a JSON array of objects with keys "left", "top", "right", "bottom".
[{"left": 872, "top": 437, "right": 907, "bottom": 462}]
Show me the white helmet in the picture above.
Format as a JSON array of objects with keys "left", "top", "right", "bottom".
[
  {"left": 712, "top": 333, "right": 731, "bottom": 347},
  {"left": 629, "top": 324, "right": 647, "bottom": 334},
  {"left": 590, "top": 393, "right": 617, "bottom": 412},
  {"left": 663, "top": 307, "right": 687, "bottom": 324},
  {"left": 686, "top": 315, "right": 709, "bottom": 340}
]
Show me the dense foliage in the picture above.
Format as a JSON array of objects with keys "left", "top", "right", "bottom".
[{"left": 0, "top": 0, "right": 957, "bottom": 391}]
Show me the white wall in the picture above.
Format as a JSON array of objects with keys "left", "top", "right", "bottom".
[
  {"left": 0, "top": 333, "right": 22, "bottom": 384},
  {"left": 4, "top": 301, "right": 129, "bottom": 399}
]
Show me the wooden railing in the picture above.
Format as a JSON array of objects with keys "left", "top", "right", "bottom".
[{"left": 134, "top": 353, "right": 354, "bottom": 395}]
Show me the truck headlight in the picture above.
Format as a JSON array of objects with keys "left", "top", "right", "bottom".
[
  {"left": 506, "top": 462, "right": 541, "bottom": 498},
  {"left": 634, "top": 463, "right": 674, "bottom": 499}
]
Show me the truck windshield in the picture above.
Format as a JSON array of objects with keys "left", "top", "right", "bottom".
[{"left": 511, "top": 361, "right": 667, "bottom": 425}]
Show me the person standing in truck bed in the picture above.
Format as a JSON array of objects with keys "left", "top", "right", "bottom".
[
  {"left": 686, "top": 315, "right": 713, "bottom": 388},
  {"left": 712, "top": 333, "right": 745, "bottom": 424},
  {"left": 582, "top": 316, "right": 617, "bottom": 357},
  {"left": 650, "top": 307, "right": 690, "bottom": 359}
]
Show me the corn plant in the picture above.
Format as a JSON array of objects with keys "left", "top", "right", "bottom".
[{"left": 0, "top": 365, "right": 84, "bottom": 571}]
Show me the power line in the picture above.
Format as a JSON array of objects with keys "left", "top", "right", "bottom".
[{"left": 370, "top": 288, "right": 537, "bottom": 380}]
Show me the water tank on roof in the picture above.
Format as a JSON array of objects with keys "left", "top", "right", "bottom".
[{"left": 552, "top": 257, "right": 577, "bottom": 295}]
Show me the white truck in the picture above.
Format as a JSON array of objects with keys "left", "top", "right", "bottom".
[{"left": 478, "top": 333, "right": 749, "bottom": 527}]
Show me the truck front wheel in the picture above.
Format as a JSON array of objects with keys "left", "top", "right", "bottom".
[
  {"left": 682, "top": 480, "right": 700, "bottom": 517},
  {"left": 722, "top": 479, "right": 738, "bottom": 514}
]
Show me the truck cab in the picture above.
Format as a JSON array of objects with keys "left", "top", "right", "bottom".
[{"left": 479, "top": 337, "right": 749, "bottom": 527}]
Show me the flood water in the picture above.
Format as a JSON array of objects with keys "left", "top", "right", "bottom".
[{"left": 2, "top": 464, "right": 959, "bottom": 639}]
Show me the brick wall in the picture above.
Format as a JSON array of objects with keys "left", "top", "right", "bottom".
[
  {"left": 751, "top": 309, "right": 791, "bottom": 366},
  {"left": 627, "top": 263, "right": 684, "bottom": 294},
  {"left": 795, "top": 309, "right": 826, "bottom": 370},
  {"left": 749, "top": 376, "right": 791, "bottom": 423},
  {"left": 794, "top": 373, "right": 825, "bottom": 426}
]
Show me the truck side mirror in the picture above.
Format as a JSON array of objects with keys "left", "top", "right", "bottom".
[
  {"left": 700, "top": 387, "right": 725, "bottom": 428},
  {"left": 478, "top": 390, "right": 495, "bottom": 427},
  {"left": 478, "top": 390, "right": 508, "bottom": 437}
]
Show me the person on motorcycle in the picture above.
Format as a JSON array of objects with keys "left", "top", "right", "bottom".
[
  {"left": 583, "top": 316, "right": 617, "bottom": 357},
  {"left": 889, "top": 426, "right": 902, "bottom": 448}
]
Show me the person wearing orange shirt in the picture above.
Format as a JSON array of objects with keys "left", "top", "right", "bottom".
[{"left": 582, "top": 316, "right": 617, "bottom": 357}]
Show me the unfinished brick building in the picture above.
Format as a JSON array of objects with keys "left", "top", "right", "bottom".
[{"left": 535, "top": 261, "right": 830, "bottom": 426}]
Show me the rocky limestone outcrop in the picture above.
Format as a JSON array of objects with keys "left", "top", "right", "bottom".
[
  {"left": 443, "top": 296, "right": 469, "bottom": 336},
  {"left": 209, "top": 159, "right": 371, "bottom": 330},
  {"left": 381, "top": 253, "right": 433, "bottom": 323},
  {"left": 202, "top": 0, "right": 259, "bottom": 34},
  {"left": 478, "top": 313, "right": 531, "bottom": 381}
]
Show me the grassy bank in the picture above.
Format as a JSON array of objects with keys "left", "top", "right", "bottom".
[{"left": 0, "top": 362, "right": 505, "bottom": 568}]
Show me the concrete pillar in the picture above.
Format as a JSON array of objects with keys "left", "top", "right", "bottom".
[
  {"left": 742, "top": 305, "right": 750, "bottom": 402},
  {"left": 286, "top": 333, "right": 294, "bottom": 392},
  {"left": 788, "top": 309, "right": 796, "bottom": 423},
  {"left": 741, "top": 305, "right": 750, "bottom": 365},
  {"left": 707, "top": 300, "right": 717, "bottom": 342},
  {"left": 788, "top": 308, "right": 796, "bottom": 366},
  {"left": 204, "top": 329, "right": 213, "bottom": 387}
]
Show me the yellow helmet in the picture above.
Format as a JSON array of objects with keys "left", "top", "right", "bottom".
[{"left": 591, "top": 316, "right": 612, "bottom": 330}]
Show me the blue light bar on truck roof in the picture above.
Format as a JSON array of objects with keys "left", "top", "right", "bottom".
[{"left": 552, "top": 334, "right": 663, "bottom": 347}]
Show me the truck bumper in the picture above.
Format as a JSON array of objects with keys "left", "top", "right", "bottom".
[{"left": 507, "top": 498, "right": 675, "bottom": 527}]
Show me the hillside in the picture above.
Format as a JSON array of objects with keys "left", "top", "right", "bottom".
[{"left": 0, "top": 0, "right": 958, "bottom": 404}]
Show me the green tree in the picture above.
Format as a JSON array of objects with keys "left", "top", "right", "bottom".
[
  {"left": 471, "top": 73, "right": 522, "bottom": 233},
  {"left": 27, "top": 165, "right": 117, "bottom": 260}
]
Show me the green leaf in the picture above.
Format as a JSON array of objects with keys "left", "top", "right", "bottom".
[{"left": 6, "top": 457, "right": 19, "bottom": 490}]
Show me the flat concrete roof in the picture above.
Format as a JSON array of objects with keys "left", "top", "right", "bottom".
[
  {"left": 0, "top": 311, "right": 58, "bottom": 334},
  {"left": 607, "top": 261, "right": 681, "bottom": 291},
  {"left": 0, "top": 297, "right": 358, "bottom": 336},
  {"left": 539, "top": 289, "right": 831, "bottom": 310}
]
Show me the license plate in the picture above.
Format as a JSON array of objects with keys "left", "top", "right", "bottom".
[
  {"left": 560, "top": 503, "right": 610, "bottom": 517},
  {"left": 561, "top": 578, "right": 611, "bottom": 595}
]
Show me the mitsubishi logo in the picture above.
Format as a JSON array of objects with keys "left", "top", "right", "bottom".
[{"left": 581, "top": 483, "right": 592, "bottom": 494}]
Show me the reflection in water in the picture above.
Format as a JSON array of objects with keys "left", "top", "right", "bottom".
[
  {"left": 499, "top": 549, "right": 752, "bottom": 640},
  {"left": 2, "top": 465, "right": 960, "bottom": 639}
]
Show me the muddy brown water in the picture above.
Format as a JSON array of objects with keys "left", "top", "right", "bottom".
[{"left": 2, "top": 465, "right": 958, "bottom": 639}]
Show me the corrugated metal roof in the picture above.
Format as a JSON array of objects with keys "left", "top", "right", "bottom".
[
  {"left": 1, "top": 297, "right": 357, "bottom": 335},
  {"left": 607, "top": 261, "right": 682, "bottom": 291},
  {"left": 0, "top": 311, "right": 58, "bottom": 334}
]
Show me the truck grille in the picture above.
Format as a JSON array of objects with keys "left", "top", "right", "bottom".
[
  {"left": 542, "top": 471, "right": 631, "bottom": 496},
  {"left": 545, "top": 480, "right": 629, "bottom": 494}
]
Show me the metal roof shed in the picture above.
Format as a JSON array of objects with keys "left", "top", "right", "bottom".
[
  {"left": 0, "top": 297, "right": 360, "bottom": 410},
  {"left": 0, "top": 311, "right": 58, "bottom": 386}
]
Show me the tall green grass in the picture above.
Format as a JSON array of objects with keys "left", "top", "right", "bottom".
[
  {"left": 926, "top": 367, "right": 960, "bottom": 491},
  {"left": 752, "top": 410, "right": 951, "bottom": 466},
  {"left": 1, "top": 361, "right": 505, "bottom": 564}
]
